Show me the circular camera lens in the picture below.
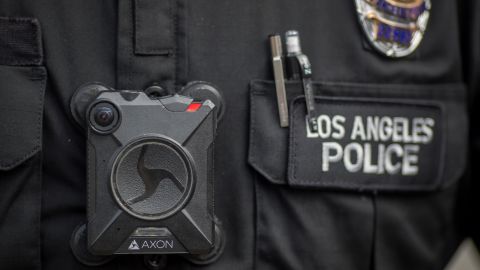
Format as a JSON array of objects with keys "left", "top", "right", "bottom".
[
  {"left": 89, "top": 102, "right": 120, "bottom": 134},
  {"left": 94, "top": 107, "right": 114, "bottom": 127}
]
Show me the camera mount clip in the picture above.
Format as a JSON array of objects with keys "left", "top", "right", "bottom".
[{"left": 70, "top": 82, "right": 225, "bottom": 268}]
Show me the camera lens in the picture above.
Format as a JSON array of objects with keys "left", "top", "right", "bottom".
[
  {"left": 94, "top": 107, "right": 114, "bottom": 127},
  {"left": 89, "top": 102, "right": 120, "bottom": 134}
]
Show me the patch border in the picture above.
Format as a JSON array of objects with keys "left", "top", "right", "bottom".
[{"left": 288, "top": 95, "right": 446, "bottom": 192}]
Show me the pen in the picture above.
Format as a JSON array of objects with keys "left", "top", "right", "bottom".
[{"left": 269, "top": 34, "right": 289, "bottom": 127}]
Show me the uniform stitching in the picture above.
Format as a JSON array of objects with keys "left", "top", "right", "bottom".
[
  {"left": 0, "top": 67, "right": 45, "bottom": 169},
  {"left": 289, "top": 97, "right": 443, "bottom": 190},
  {"left": 134, "top": 0, "right": 174, "bottom": 55},
  {"left": 250, "top": 80, "right": 463, "bottom": 191},
  {"left": 0, "top": 18, "right": 43, "bottom": 66},
  {"left": 248, "top": 86, "right": 285, "bottom": 184}
]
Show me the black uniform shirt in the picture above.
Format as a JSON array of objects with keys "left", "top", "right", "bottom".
[{"left": 0, "top": 0, "right": 479, "bottom": 269}]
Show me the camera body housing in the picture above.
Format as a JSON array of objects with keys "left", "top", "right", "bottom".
[{"left": 86, "top": 89, "right": 217, "bottom": 255}]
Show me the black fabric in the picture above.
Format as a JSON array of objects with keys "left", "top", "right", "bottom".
[
  {"left": 0, "top": 63, "right": 46, "bottom": 270},
  {"left": 460, "top": 0, "right": 480, "bottom": 248},
  {"left": 255, "top": 178, "right": 374, "bottom": 270},
  {"left": 0, "top": 16, "right": 42, "bottom": 66},
  {"left": 117, "top": 0, "right": 178, "bottom": 91},
  {"left": 0, "top": 66, "right": 46, "bottom": 170},
  {"left": 249, "top": 81, "right": 467, "bottom": 191},
  {"left": 134, "top": 0, "right": 174, "bottom": 56},
  {"left": 374, "top": 188, "right": 461, "bottom": 270},
  {"left": 0, "top": 155, "right": 42, "bottom": 270},
  {"left": 289, "top": 97, "right": 444, "bottom": 191},
  {"left": 0, "top": 0, "right": 475, "bottom": 270}
]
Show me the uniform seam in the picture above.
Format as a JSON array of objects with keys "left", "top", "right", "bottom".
[
  {"left": 248, "top": 90, "right": 285, "bottom": 184},
  {"left": 35, "top": 152, "right": 42, "bottom": 270},
  {"left": 0, "top": 67, "right": 45, "bottom": 169}
]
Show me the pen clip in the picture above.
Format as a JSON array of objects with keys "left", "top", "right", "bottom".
[{"left": 296, "top": 54, "right": 317, "bottom": 133}]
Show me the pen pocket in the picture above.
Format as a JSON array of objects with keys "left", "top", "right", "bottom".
[
  {"left": 248, "top": 79, "right": 467, "bottom": 269},
  {"left": 249, "top": 80, "right": 466, "bottom": 191}
]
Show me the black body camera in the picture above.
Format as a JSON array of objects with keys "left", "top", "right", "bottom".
[{"left": 70, "top": 82, "right": 224, "bottom": 264}]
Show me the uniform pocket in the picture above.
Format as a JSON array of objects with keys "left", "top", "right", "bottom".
[
  {"left": 0, "top": 66, "right": 46, "bottom": 170},
  {"left": 249, "top": 80, "right": 467, "bottom": 191},
  {"left": 0, "top": 16, "right": 46, "bottom": 270},
  {"left": 248, "top": 80, "right": 467, "bottom": 269}
]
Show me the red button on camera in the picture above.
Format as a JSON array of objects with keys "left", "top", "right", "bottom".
[{"left": 186, "top": 102, "right": 202, "bottom": 112}]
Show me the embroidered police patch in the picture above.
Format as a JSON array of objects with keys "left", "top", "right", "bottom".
[
  {"left": 288, "top": 96, "right": 443, "bottom": 191},
  {"left": 354, "top": 0, "right": 431, "bottom": 57}
]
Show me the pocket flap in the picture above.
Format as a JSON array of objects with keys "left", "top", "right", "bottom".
[
  {"left": 249, "top": 80, "right": 467, "bottom": 192},
  {"left": 0, "top": 66, "right": 46, "bottom": 171},
  {"left": 0, "top": 16, "right": 45, "bottom": 171}
]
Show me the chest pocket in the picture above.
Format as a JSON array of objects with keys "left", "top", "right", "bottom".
[
  {"left": 248, "top": 80, "right": 467, "bottom": 270},
  {"left": 250, "top": 81, "right": 466, "bottom": 191},
  {"left": 0, "top": 17, "right": 46, "bottom": 270}
]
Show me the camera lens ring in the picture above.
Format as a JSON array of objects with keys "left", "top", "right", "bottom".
[
  {"left": 110, "top": 136, "right": 196, "bottom": 221},
  {"left": 88, "top": 101, "right": 121, "bottom": 134}
]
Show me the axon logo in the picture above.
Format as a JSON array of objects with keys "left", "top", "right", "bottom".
[
  {"left": 128, "top": 240, "right": 140, "bottom": 250},
  {"left": 128, "top": 239, "right": 174, "bottom": 250}
]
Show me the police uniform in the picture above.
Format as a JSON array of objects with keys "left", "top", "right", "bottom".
[{"left": 0, "top": 0, "right": 478, "bottom": 269}]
